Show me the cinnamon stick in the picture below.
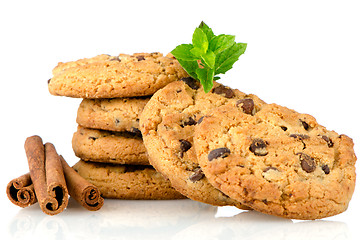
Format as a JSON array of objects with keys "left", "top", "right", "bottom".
[
  {"left": 25, "top": 136, "right": 68, "bottom": 215},
  {"left": 6, "top": 173, "right": 37, "bottom": 207},
  {"left": 44, "top": 142, "right": 69, "bottom": 213},
  {"left": 10, "top": 136, "right": 102, "bottom": 213},
  {"left": 60, "top": 156, "right": 104, "bottom": 211}
]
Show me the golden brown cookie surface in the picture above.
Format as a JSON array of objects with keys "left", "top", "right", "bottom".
[
  {"left": 72, "top": 126, "right": 148, "bottom": 165},
  {"left": 77, "top": 97, "right": 149, "bottom": 132},
  {"left": 140, "top": 79, "right": 265, "bottom": 208},
  {"left": 48, "top": 52, "right": 188, "bottom": 98},
  {"left": 73, "top": 160, "right": 185, "bottom": 200},
  {"left": 194, "top": 103, "right": 357, "bottom": 219}
]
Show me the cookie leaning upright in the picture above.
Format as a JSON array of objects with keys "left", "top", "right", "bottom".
[
  {"left": 139, "top": 78, "right": 266, "bottom": 208},
  {"left": 194, "top": 103, "right": 357, "bottom": 219},
  {"left": 48, "top": 52, "right": 188, "bottom": 98}
]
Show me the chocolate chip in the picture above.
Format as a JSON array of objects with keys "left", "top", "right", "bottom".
[
  {"left": 249, "top": 138, "right": 268, "bottom": 156},
  {"left": 236, "top": 99, "right": 255, "bottom": 115},
  {"left": 300, "top": 119, "right": 310, "bottom": 131},
  {"left": 180, "top": 77, "right": 200, "bottom": 90},
  {"left": 280, "top": 126, "right": 288, "bottom": 131},
  {"left": 296, "top": 152, "right": 316, "bottom": 173},
  {"left": 290, "top": 134, "right": 309, "bottom": 150},
  {"left": 289, "top": 134, "right": 310, "bottom": 140},
  {"left": 181, "top": 117, "right": 197, "bottom": 127},
  {"left": 263, "top": 166, "right": 279, "bottom": 172},
  {"left": 47, "top": 79, "right": 51, "bottom": 84},
  {"left": 88, "top": 136, "right": 97, "bottom": 140},
  {"left": 208, "top": 148, "right": 231, "bottom": 161},
  {"left": 130, "top": 127, "right": 142, "bottom": 137},
  {"left": 322, "top": 165, "right": 330, "bottom": 174},
  {"left": 136, "top": 55, "right": 145, "bottom": 61},
  {"left": 322, "top": 136, "right": 334, "bottom": 148},
  {"left": 115, "top": 119, "right": 120, "bottom": 125},
  {"left": 197, "top": 116, "right": 205, "bottom": 124},
  {"left": 212, "top": 85, "right": 235, "bottom": 98},
  {"left": 243, "top": 188, "right": 249, "bottom": 196},
  {"left": 180, "top": 139, "right": 192, "bottom": 158},
  {"left": 189, "top": 168, "right": 204, "bottom": 182}
]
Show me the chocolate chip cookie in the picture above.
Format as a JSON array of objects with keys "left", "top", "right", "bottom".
[
  {"left": 77, "top": 97, "right": 149, "bottom": 132},
  {"left": 48, "top": 52, "right": 188, "bottom": 98},
  {"left": 72, "top": 126, "right": 148, "bottom": 165},
  {"left": 73, "top": 160, "right": 185, "bottom": 200},
  {"left": 194, "top": 103, "right": 356, "bottom": 219},
  {"left": 139, "top": 78, "right": 265, "bottom": 208}
]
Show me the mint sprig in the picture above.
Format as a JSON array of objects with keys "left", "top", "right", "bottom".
[{"left": 171, "top": 22, "right": 247, "bottom": 93}]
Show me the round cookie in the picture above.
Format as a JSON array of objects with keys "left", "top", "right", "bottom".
[
  {"left": 51, "top": 54, "right": 111, "bottom": 76},
  {"left": 76, "top": 97, "right": 149, "bottom": 132},
  {"left": 48, "top": 52, "right": 189, "bottom": 98},
  {"left": 194, "top": 103, "right": 357, "bottom": 219},
  {"left": 73, "top": 160, "right": 185, "bottom": 200},
  {"left": 139, "top": 79, "right": 266, "bottom": 208},
  {"left": 72, "top": 126, "right": 149, "bottom": 165}
]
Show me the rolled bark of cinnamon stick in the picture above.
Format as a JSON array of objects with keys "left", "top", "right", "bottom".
[
  {"left": 25, "top": 136, "right": 68, "bottom": 215},
  {"left": 60, "top": 156, "right": 104, "bottom": 211},
  {"left": 6, "top": 173, "right": 37, "bottom": 207},
  {"left": 44, "top": 142, "right": 69, "bottom": 213}
]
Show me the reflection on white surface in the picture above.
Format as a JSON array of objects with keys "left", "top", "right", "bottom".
[{"left": 8, "top": 198, "right": 350, "bottom": 240}]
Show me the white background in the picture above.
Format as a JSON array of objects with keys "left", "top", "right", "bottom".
[{"left": 0, "top": 0, "right": 361, "bottom": 239}]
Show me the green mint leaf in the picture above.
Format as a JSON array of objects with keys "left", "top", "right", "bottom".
[
  {"left": 190, "top": 47, "right": 204, "bottom": 57},
  {"left": 176, "top": 59, "right": 198, "bottom": 80},
  {"left": 201, "top": 51, "right": 216, "bottom": 69},
  {"left": 215, "top": 42, "right": 247, "bottom": 75},
  {"left": 171, "top": 44, "right": 197, "bottom": 61},
  {"left": 209, "top": 34, "right": 235, "bottom": 55},
  {"left": 171, "top": 22, "right": 247, "bottom": 93},
  {"left": 199, "top": 21, "right": 215, "bottom": 42},
  {"left": 196, "top": 67, "right": 214, "bottom": 93},
  {"left": 192, "top": 28, "right": 208, "bottom": 54}
]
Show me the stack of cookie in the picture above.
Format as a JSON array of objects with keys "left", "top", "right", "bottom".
[{"left": 48, "top": 52, "right": 188, "bottom": 200}]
